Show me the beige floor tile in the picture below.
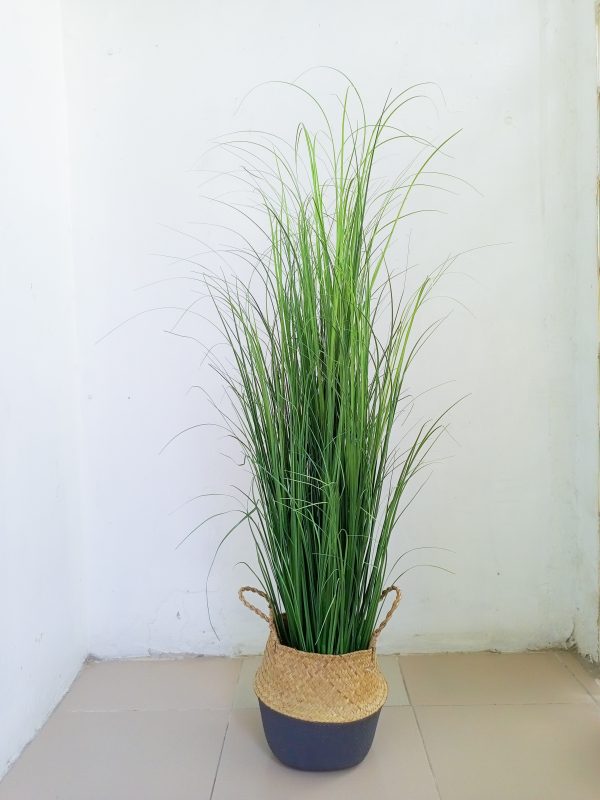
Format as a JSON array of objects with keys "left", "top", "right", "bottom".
[
  {"left": 555, "top": 651, "right": 600, "bottom": 704},
  {"left": 400, "top": 652, "right": 591, "bottom": 705},
  {"left": 59, "top": 656, "right": 241, "bottom": 711},
  {"left": 416, "top": 703, "right": 600, "bottom": 800},
  {"left": 212, "top": 707, "right": 439, "bottom": 800},
  {"left": 233, "top": 656, "right": 262, "bottom": 708},
  {"left": 0, "top": 709, "right": 228, "bottom": 800},
  {"left": 379, "top": 655, "right": 410, "bottom": 705}
]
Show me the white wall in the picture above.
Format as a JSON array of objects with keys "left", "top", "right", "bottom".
[
  {"left": 566, "top": 1, "right": 600, "bottom": 663},
  {"left": 60, "top": 0, "right": 599, "bottom": 659},
  {"left": 0, "top": 1, "right": 86, "bottom": 778}
]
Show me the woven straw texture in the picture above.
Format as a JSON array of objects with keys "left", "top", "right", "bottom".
[{"left": 254, "top": 627, "right": 388, "bottom": 723}]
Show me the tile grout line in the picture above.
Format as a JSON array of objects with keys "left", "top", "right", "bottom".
[
  {"left": 208, "top": 656, "right": 246, "bottom": 799},
  {"left": 409, "top": 706, "right": 443, "bottom": 799},
  {"left": 395, "top": 654, "right": 411, "bottom": 706},
  {"left": 410, "top": 701, "right": 600, "bottom": 708},
  {"left": 552, "top": 651, "right": 600, "bottom": 706},
  {"left": 209, "top": 715, "right": 231, "bottom": 800},
  {"left": 398, "top": 656, "right": 443, "bottom": 800},
  {"left": 62, "top": 706, "right": 238, "bottom": 714}
]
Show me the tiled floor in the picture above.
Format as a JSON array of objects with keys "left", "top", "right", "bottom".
[{"left": 2, "top": 651, "right": 600, "bottom": 799}]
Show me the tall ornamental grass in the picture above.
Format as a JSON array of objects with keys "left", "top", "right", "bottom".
[{"left": 205, "top": 84, "right": 457, "bottom": 655}]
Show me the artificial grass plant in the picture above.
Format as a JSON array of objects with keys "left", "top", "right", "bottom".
[{"left": 203, "top": 82, "right": 457, "bottom": 655}]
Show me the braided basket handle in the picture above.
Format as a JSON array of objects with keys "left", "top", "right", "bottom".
[
  {"left": 240, "top": 584, "right": 400, "bottom": 644},
  {"left": 370, "top": 586, "right": 401, "bottom": 647},
  {"left": 239, "top": 586, "right": 273, "bottom": 628}
]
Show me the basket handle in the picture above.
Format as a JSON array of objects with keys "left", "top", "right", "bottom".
[
  {"left": 370, "top": 586, "right": 402, "bottom": 647},
  {"left": 239, "top": 584, "right": 400, "bottom": 643},
  {"left": 239, "top": 586, "right": 273, "bottom": 628}
]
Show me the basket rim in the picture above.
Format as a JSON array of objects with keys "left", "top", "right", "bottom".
[{"left": 268, "top": 625, "right": 376, "bottom": 660}]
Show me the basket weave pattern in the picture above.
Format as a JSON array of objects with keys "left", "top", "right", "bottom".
[
  {"left": 254, "top": 628, "right": 387, "bottom": 723},
  {"left": 240, "top": 585, "right": 401, "bottom": 724}
]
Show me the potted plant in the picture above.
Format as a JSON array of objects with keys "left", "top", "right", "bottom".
[{"left": 203, "top": 82, "right": 456, "bottom": 771}]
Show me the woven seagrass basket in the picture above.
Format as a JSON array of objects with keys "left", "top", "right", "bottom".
[{"left": 239, "top": 585, "right": 401, "bottom": 771}]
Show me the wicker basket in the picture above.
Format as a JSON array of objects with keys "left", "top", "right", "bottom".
[{"left": 239, "top": 585, "right": 401, "bottom": 770}]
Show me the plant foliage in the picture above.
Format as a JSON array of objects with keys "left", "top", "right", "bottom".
[{"left": 203, "top": 82, "right": 457, "bottom": 654}]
